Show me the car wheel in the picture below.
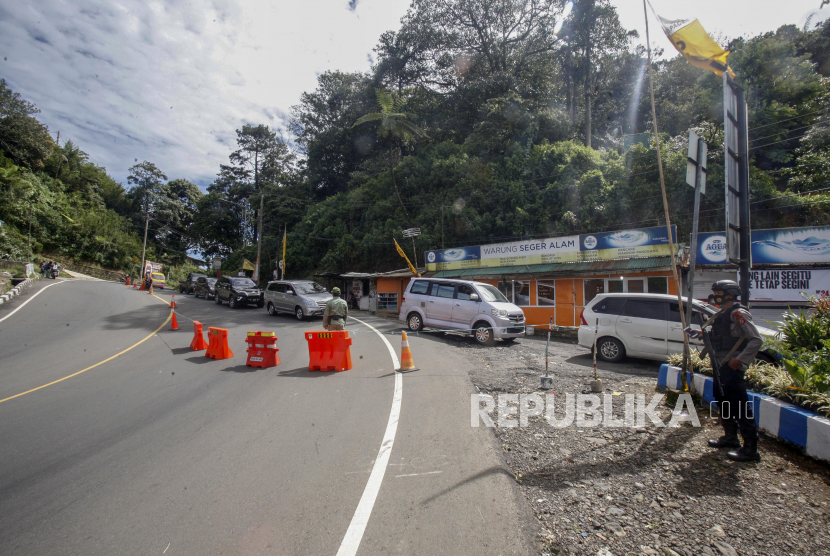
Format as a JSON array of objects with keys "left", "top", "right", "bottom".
[
  {"left": 229, "top": 297, "right": 238, "bottom": 309},
  {"left": 407, "top": 312, "right": 424, "bottom": 332},
  {"left": 215, "top": 293, "right": 222, "bottom": 305},
  {"left": 295, "top": 306, "right": 305, "bottom": 320},
  {"left": 473, "top": 321, "right": 496, "bottom": 346},
  {"left": 596, "top": 337, "right": 625, "bottom": 363},
  {"left": 267, "top": 302, "right": 278, "bottom": 316}
]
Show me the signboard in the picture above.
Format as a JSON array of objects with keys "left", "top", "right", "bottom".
[
  {"left": 212, "top": 256, "right": 222, "bottom": 269},
  {"left": 144, "top": 260, "right": 163, "bottom": 274},
  {"left": 686, "top": 130, "right": 707, "bottom": 193},
  {"left": 724, "top": 73, "right": 750, "bottom": 266},
  {"left": 425, "top": 226, "right": 677, "bottom": 271},
  {"left": 742, "top": 269, "right": 830, "bottom": 302},
  {"left": 696, "top": 227, "right": 830, "bottom": 265}
]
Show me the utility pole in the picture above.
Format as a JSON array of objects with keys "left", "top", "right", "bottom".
[
  {"left": 441, "top": 204, "right": 444, "bottom": 250},
  {"left": 140, "top": 198, "right": 149, "bottom": 278},
  {"left": 254, "top": 193, "right": 264, "bottom": 284},
  {"left": 27, "top": 201, "right": 32, "bottom": 261},
  {"left": 684, "top": 131, "right": 707, "bottom": 371}
]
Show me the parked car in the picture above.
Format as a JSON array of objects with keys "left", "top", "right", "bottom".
[
  {"left": 150, "top": 272, "right": 166, "bottom": 289},
  {"left": 193, "top": 276, "right": 218, "bottom": 299},
  {"left": 214, "top": 276, "right": 264, "bottom": 308},
  {"left": 398, "top": 277, "right": 525, "bottom": 346},
  {"left": 179, "top": 272, "right": 206, "bottom": 294},
  {"left": 263, "top": 279, "right": 331, "bottom": 320},
  {"left": 577, "top": 293, "right": 777, "bottom": 363}
]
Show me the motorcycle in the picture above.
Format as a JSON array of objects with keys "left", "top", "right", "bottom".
[{"left": 49, "top": 265, "right": 60, "bottom": 279}]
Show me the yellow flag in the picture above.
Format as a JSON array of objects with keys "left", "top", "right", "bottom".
[
  {"left": 394, "top": 238, "right": 421, "bottom": 277},
  {"left": 650, "top": 3, "right": 735, "bottom": 78},
  {"left": 242, "top": 258, "right": 255, "bottom": 271}
]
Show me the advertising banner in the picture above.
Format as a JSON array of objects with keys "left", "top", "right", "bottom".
[
  {"left": 696, "top": 227, "right": 830, "bottom": 265},
  {"left": 425, "top": 226, "right": 676, "bottom": 271},
  {"left": 742, "top": 269, "right": 830, "bottom": 302}
]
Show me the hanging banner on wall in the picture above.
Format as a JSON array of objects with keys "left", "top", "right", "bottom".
[
  {"left": 425, "top": 226, "right": 677, "bottom": 271},
  {"left": 696, "top": 226, "right": 830, "bottom": 265},
  {"left": 741, "top": 269, "right": 830, "bottom": 302}
]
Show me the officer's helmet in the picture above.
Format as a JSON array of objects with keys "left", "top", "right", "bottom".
[{"left": 709, "top": 280, "right": 742, "bottom": 306}]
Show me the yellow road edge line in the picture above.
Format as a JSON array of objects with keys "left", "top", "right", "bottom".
[{"left": 0, "top": 309, "right": 174, "bottom": 404}]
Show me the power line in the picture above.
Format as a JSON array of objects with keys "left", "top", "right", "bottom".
[
  {"left": 749, "top": 117, "right": 829, "bottom": 144},
  {"left": 748, "top": 107, "right": 830, "bottom": 132}
]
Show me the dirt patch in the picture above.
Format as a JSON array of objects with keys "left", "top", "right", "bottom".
[{"left": 448, "top": 335, "right": 830, "bottom": 556}]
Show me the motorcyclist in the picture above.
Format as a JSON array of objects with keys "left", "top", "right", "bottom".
[{"left": 686, "top": 280, "right": 763, "bottom": 462}]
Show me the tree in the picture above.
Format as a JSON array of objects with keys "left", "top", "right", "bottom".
[
  {"left": 0, "top": 79, "right": 53, "bottom": 168},
  {"left": 353, "top": 88, "right": 427, "bottom": 219}
]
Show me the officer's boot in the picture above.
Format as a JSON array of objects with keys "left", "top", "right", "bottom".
[
  {"left": 708, "top": 425, "right": 741, "bottom": 449},
  {"left": 727, "top": 438, "right": 761, "bottom": 462}
]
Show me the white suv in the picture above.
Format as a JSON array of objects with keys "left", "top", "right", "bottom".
[
  {"left": 578, "top": 293, "right": 776, "bottom": 363},
  {"left": 399, "top": 278, "right": 526, "bottom": 346}
]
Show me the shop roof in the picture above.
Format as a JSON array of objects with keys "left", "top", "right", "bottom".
[
  {"left": 430, "top": 256, "right": 673, "bottom": 279},
  {"left": 318, "top": 268, "right": 426, "bottom": 279}
]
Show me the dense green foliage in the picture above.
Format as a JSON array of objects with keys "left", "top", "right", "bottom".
[{"left": 2, "top": 1, "right": 829, "bottom": 279}]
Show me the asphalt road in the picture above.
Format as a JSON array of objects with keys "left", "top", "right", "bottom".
[{"left": 0, "top": 279, "right": 533, "bottom": 555}]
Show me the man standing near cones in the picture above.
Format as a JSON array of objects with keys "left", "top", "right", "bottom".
[{"left": 323, "top": 287, "right": 348, "bottom": 331}]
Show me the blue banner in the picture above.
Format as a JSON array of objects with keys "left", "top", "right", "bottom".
[{"left": 696, "top": 227, "right": 830, "bottom": 265}]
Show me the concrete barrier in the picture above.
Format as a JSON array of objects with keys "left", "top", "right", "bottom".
[{"left": 658, "top": 364, "right": 830, "bottom": 463}]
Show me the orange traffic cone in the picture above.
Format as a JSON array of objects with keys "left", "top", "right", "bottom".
[
  {"left": 133, "top": 283, "right": 137, "bottom": 289},
  {"left": 125, "top": 277, "right": 130, "bottom": 286},
  {"left": 170, "top": 309, "right": 179, "bottom": 330},
  {"left": 139, "top": 280, "right": 145, "bottom": 291},
  {"left": 397, "top": 332, "right": 419, "bottom": 372},
  {"left": 149, "top": 284, "right": 154, "bottom": 295},
  {"left": 171, "top": 295, "right": 177, "bottom": 308}
]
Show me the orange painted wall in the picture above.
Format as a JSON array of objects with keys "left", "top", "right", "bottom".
[{"left": 376, "top": 277, "right": 407, "bottom": 313}]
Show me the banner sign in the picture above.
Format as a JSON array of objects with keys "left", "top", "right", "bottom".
[
  {"left": 741, "top": 269, "right": 830, "bottom": 302},
  {"left": 425, "top": 226, "right": 676, "bottom": 271},
  {"left": 697, "top": 227, "right": 830, "bottom": 265}
]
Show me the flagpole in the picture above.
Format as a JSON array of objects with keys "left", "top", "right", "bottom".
[{"left": 643, "top": 0, "right": 693, "bottom": 392}]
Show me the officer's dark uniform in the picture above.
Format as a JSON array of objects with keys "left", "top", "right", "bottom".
[{"left": 702, "top": 280, "right": 763, "bottom": 461}]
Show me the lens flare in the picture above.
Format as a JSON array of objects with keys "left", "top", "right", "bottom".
[{"left": 563, "top": 1, "right": 573, "bottom": 18}]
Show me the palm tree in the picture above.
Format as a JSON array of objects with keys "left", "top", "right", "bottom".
[{"left": 353, "top": 88, "right": 426, "bottom": 219}]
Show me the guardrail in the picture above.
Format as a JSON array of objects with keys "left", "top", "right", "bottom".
[{"left": 40, "top": 255, "right": 124, "bottom": 281}]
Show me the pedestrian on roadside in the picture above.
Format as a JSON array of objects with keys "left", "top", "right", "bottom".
[
  {"left": 323, "top": 286, "right": 348, "bottom": 331},
  {"left": 686, "top": 280, "right": 763, "bottom": 462}
]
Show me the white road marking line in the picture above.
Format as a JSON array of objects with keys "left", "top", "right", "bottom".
[
  {"left": 395, "top": 471, "right": 442, "bottom": 478},
  {"left": 0, "top": 280, "right": 64, "bottom": 324},
  {"left": 336, "top": 317, "right": 402, "bottom": 556}
]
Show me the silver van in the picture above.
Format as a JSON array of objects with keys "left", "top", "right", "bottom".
[
  {"left": 263, "top": 279, "right": 332, "bottom": 320},
  {"left": 399, "top": 278, "right": 525, "bottom": 345}
]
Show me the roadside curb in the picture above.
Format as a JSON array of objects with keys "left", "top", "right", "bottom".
[
  {"left": 0, "top": 275, "right": 41, "bottom": 305},
  {"left": 658, "top": 363, "right": 830, "bottom": 463}
]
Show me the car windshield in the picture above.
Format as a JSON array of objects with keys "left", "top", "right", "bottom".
[
  {"left": 293, "top": 282, "right": 326, "bottom": 294},
  {"left": 206, "top": 278, "right": 217, "bottom": 285},
  {"left": 151, "top": 273, "right": 164, "bottom": 279},
  {"left": 231, "top": 278, "right": 257, "bottom": 287},
  {"left": 476, "top": 284, "right": 509, "bottom": 303}
]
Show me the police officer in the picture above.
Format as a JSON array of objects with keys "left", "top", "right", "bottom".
[
  {"left": 323, "top": 287, "right": 349, "bottom": 331},
  {"left": 688, "top": 280, "right": 763, "bottom": 462}
]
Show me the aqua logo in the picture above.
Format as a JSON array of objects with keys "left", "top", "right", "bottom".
[
  {"left": 427, "top": 252, "right": 436, "bottom": 263},
  {"left": 701, "top": 235, "right": 727, "bottom": 263},
  {"left": 583, "top": 236, "right": 598, "bottom": 249}
]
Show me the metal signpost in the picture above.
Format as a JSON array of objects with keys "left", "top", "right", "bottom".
[
  {"left": 684, "top": 130, "right": 708, "bottom": 358},
  {"left": 402, "top": 228, "right": 421, "bottom": 269},
  {"left": 724, "top": 74, "right": 752, "bottom": 305}
]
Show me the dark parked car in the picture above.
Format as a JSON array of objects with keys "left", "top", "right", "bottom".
[
  {"left": 179, "top": 272, "right": 207, "bottom": 294},
  {"left": 214, "top": 276, "right": 264, "bottom": 308},
  {"left": 193, "top": 276, "right": 218, "bottom": 299}
]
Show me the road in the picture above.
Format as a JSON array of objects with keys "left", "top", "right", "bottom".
[{"left": 0, "top": 279, "right": 533, "bottom": 555}]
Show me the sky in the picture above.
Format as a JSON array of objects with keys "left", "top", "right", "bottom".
[{"left": 1, "top": 0, "right": 828, "bottom": 189}]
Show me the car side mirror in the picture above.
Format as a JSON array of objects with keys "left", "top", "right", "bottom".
[{"left": 469, "top": 293, "right": 480, "bottom": 301}]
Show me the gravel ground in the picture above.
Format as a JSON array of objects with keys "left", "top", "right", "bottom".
[{"left": 431, "top": 331, "right": 830, "bottom": 556}]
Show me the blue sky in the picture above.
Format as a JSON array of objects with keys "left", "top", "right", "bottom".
[{"left": 1, "top": 0, "right": 827, "bottom": 189}]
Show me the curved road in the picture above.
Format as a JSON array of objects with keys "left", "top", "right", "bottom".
[{"left": 0, "top": 279, "right": 532, "bottom": 555}]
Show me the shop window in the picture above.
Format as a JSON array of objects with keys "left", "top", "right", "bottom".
[
  {"left": 648, "top": 277, "right": 669, "bottom": 294},
  {"left": 608, "top": 279, "right": 624, "bottom": 293},
  {"left": 584, "top": 279, "right": 605, "bottom": 303},
  {"left": 497, "top": 281, "right": 512, "bottom": 302},
  {"left": 377, "top": 292, "right": 398, "bottom": 312},
  {"left": 537, "top": 281, "right": 556, "bottom": 306},
  {"left": 627, "top": 279, "right": 645, "bottom": 293},
  {"left": 514, "top": 281, "right": 531, "bottom": 306}
]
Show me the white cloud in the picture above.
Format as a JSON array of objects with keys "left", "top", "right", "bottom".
[{"left": 0, "top": 0, "right": 411, "bottom": 186}]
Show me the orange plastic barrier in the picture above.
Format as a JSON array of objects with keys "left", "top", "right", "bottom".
[
  {"left": 190, "top": 321, "right": 209, "bottom": 351},
  {"left": 305, "top": 331, "right": 352, "bottom": 372},
  {"left": 245, "top": 331, "right": 280, "bottom": 368},
  {"left": 205, "top": 327, "right": 234, "bottom": 360}
]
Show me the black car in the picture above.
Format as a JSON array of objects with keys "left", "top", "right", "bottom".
[
  {"left": 193, "top": 276, "right": 218, "bottom": 299},
  {"left": 214, "top": 276, "right": 264, "bottom": 308},
  {"left": 179, "top": 272, "right": 207, "bottom": 294}
]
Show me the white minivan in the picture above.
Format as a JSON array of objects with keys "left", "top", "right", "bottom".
[
  {"left": 399, "top": 278, "right": 526, "bottom": 345},
  {"left": 578, "top": 293, "right": 777, "bottom": 363}
]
